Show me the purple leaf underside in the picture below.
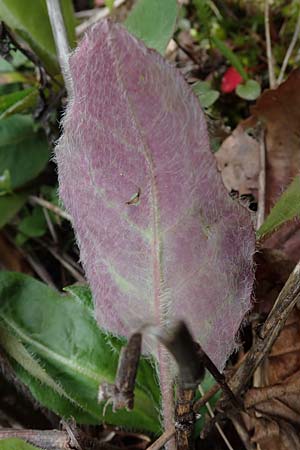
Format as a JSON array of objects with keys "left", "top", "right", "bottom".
[{"left": 56, "top": 19, "right": 254, "bottom": 393}]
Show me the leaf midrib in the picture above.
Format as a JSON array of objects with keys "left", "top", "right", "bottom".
[{"left": 1, "top": 315, "right": 104, "bottom": 383}]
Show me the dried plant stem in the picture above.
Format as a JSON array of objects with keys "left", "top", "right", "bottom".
[
  {"left": 230, "top": 258, "right": 300, "bottom": 395},
  {"left": 0, "top": 428, "right": 119, "bottom": 450},
  {"left": 36, "top": 241, "right": 85, "bottom": 283},
  {"left": 43, "top": 207, "right": 58, "bottom": 243},
  {"left": 277, "top": 5, "right": 300, "bottom": 84},
  {"left": 193, "top": 382, "right": 220, "bottom": 412},
  {"left": 198, "top": 384, "right": 234, "bottom": 450},
  {"left": 158, "top": 344, "right": 176, "bottom": 450},
  {"left": 146, "top": 428, "right": 175, "bottom": 450},
  {"left": 175, "top": 386, "right": 196, "bottom": 450},
  {"left": 45, "top": 0, "right": 72, "bottom": 95},
  {"left": 29, "top": 196, "right": 72, "bottom": 221},
  {"left": 76, "top": 0, "right": 127, "bottom": 35},
  {"left": 194, "top": 259, "right": 300, "bottom": 437},
  {"left": 256, "top": 129, "right": 266, "bottom": 230},
  {"left": 0, "top": 429, "right": 70, "bottom": 450},
  {"left": 264, "top": 0, "right": 276, "bottom": 88},
  {"left": 230, "top": 415, "right": 255, "bottom": 450}
]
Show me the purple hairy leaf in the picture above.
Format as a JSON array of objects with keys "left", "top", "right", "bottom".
[{"left": 56, "top": 19, "right": 255, "bottom": 429}]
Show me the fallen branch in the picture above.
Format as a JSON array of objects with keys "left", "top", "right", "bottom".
[
  {"left": 229, "top": 258, "right": 300, "bottom": 395},
  {"left": 0, "top": 428, "right": 120, "bottom": 450}
]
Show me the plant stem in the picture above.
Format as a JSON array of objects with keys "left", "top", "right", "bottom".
[
  {"left": 230, "top": 258, "right": 300, "bottom": 395},
  {"left": 0, "top": 428, "right": 119, "bottom": 450},
  {"left": 264, "top": 0, "right": 276, "bottom": 88},
  {"left": 45, "top": 0, "right": 72, "bottom": 95},
  {"left": 158, "top": 344, "right": 176, "bottom": 450},
  {"left": 256, "top": 128, "right": 266, "bottom": 230},
  {"left": 277, "top": 5, "right": 300, "bottom": 84},
  {"left": 0, "top": 430, "right": 69, "bottom": 450},
  {"left": 146, "top": 428, "right": 175, "bottom": 450}
]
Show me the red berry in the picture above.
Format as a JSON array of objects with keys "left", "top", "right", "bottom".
[{"left": 221, "top": 67, "right": 243, "bottom": 93}]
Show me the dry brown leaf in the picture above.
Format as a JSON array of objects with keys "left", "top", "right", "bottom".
[
  {"left": 246, "top": 415, "right": 300, "bottom": 450},
  {"left": 244, "top": 309, "right": 300, "bottom": 450},
  {"left": 255, "top": 248, "right": 295, "bottom": 314},
  {"left": 252, "top": 69, "right": 300, "bottom": 212},
  {"left": 216, "top": 69, "right": 300, "bottom": 260},
  {"left": 215, "top": 117, "right": 260, "bottom": 199}
]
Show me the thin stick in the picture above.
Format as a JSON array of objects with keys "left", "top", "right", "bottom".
[
  {"left": 264, "top": 0, "right": 276, "bottom": 88},
  {"left": 193, "top": 382, "right": 220, "bottom": 412},
  {"left": 230, "top": 415, "right": 255, "bottom": 450},
  {"left": 99, "top": 333, "right": 142, "bottom": 410},
  {"left": 198, "top": 384, "right": 234, "bottom": 450},
  {"left": 36, "top": 239, "right": 85, "bottom": 283},
  {"left": 45, "top": 0, "right": 72, "bottom": 95},
  {"left": 0, "top": 429, "right": 119, "bottom": 450},
  {"left": 43, "top": 207, "right": 58, "bottom": 243},
  {"left": 230, "top": 258, "right": 300, "bottom": 395},
  {"left": 200, "top": 259, "right": 300, "bottom": 435},
  {"left": 277, "top": 6, "right": 300, "bottom": 84},
  {"left": 76, "top": 0, "right": 127, "bottom": 36},
  {"left": 256, "top": 128, "right": 266, "bottom": 230},
  {"left": 175, "top": 385, "right": 196, "bottom": 450},
  {"left": 146, "top": 429, "right": 175, "bottom": 450},
  {"left": 0, "top": 429, "right": 70, "bottom": 450},
  {"left": 29, "top": 196, "right": 72, "bottom": 221}
]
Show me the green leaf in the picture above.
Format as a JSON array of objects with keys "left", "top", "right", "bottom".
[
  {"left": 0, "top": 169, "right": 12, "bottom": 195},
  {"left": 211, "top": 36, "right": 248, "bottom": 80},
  {"left": 0, "top": 438, "right": 41, "bottom": 450},
  {"left": 0, "top": 271, "right": 160, "bottom": 433},
  {"left": 0, "top": 193, "right": 26, "bottom": 228},
  {"left": 192, "top": 81, "right": 220, "bottom": 108},
  {"left": 194, "top": 0, "right": 213, "bottom": 36},
  {"left": 236, "top": 79, "right": 261, "bottom": 101},
  {"left": 16, "top": 206, "right": 47, "bottom": 245},
  {"left": 64, "top": 284, "right": 94, "bottom": 310},
  {"left": 257, "top": 176, "right": 300, "bottom": 240},
  {"left": 0, "top": 114, "right": 49, "bottom": 190},
  {"left": 125, "top": 0, "right": 178, "bottom": 54},
  {"left": 0, "top": 88, "right": 38, "bottom": 119},
  {"left": 0, "top": 0, "right": 76, "bottom": 75}
]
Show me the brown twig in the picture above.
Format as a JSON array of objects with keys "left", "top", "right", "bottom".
[
  {"left": 229, "top": 258, "right": 300, "bottom": 396},
  {"left": 146, "top": 429, "right": 175, "bottom": 450},
  {"left": 0, "top": 429, "right": 72, "bottom": 450},
  {"left": 196, "top": 347, "right": 242, "bottom": 411},
  {"left": 0, "top": 428, "right": 120, "bottom": 450},
  {"left": 193, "top": 383, "right": 220, "bottom": 412},
  {"left": 175, "top": 385, "right": 196, "bottom": 450},
  {"left": 37, "top": 241, "right": 85, "bottom": 283},
  {"left": 230, "top": 414, "right": 255, "bottom": 450},
  {"left": 198, "top": 384, "right": 234, "bottom": 450},
  {"left": 99, "top": 333, "right": 142, "bottom": 411},
  {"left": 194, "top": 258, "right": 300, "bottom": 439}
]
